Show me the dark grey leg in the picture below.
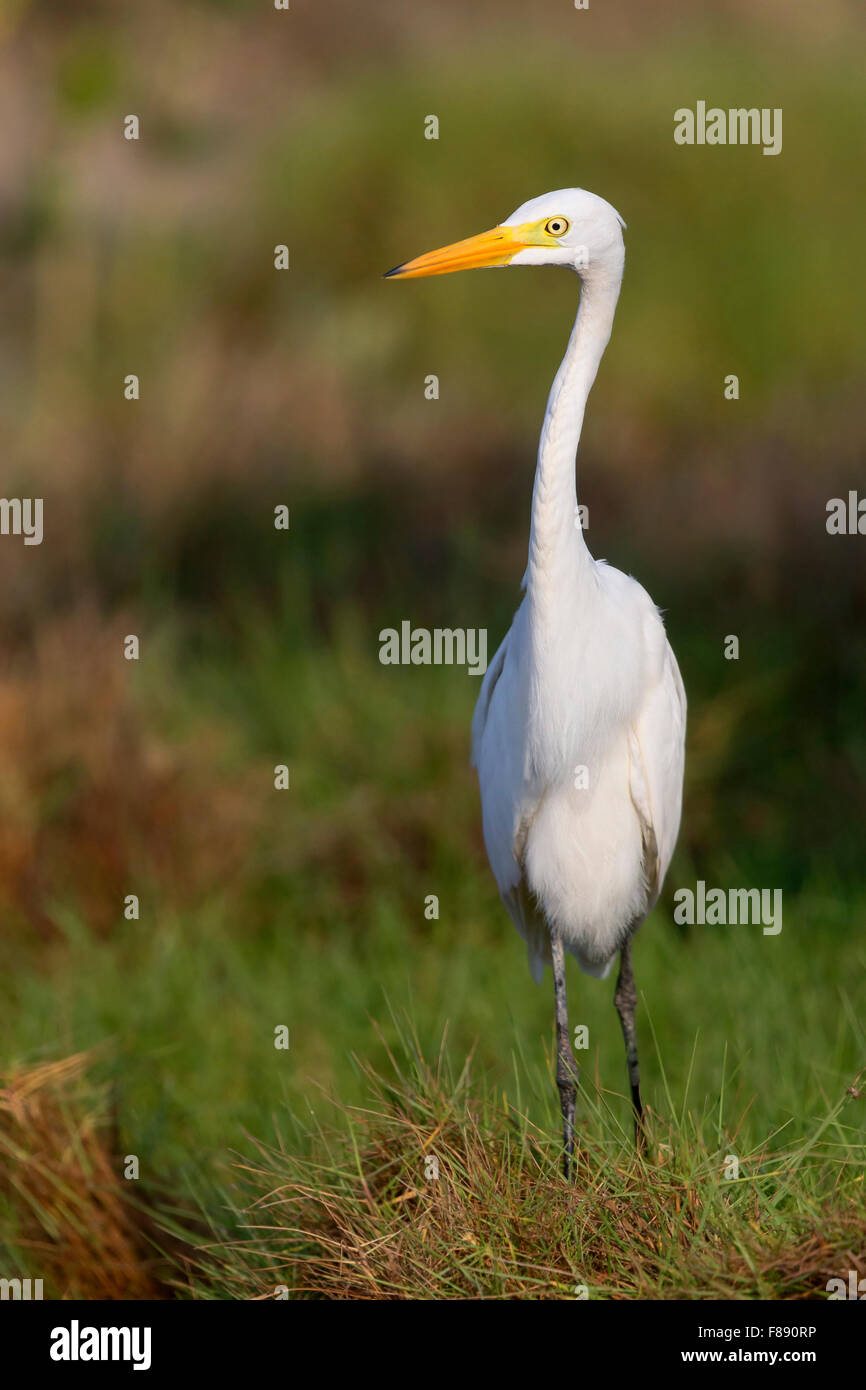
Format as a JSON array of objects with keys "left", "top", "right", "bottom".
[
  {"left": 550, "top": 928, "right": 579, "bottom": 1179},
  {"left": 614, "top": 940, "right": 644, "bottom": 1146}
]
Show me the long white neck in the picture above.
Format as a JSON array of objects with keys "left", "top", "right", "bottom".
[{"left": 526, "top": 269, "right": 622, "bottom": 613}]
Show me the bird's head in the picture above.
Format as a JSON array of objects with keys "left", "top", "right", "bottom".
[{"left": 384, "top": 188, "right": 625, "bottom": 283}]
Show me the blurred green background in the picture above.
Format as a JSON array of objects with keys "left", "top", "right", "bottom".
[{"left": 0, "top": 0, "right": 864, "bottom": 1229}]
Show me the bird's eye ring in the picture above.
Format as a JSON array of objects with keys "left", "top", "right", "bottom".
[{"left": 545, "top": 217, "right": 569, "bottom": 237}]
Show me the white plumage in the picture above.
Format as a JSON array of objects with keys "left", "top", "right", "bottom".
[
  {"left": 472, "top": 578, "right": 685, "bottom": 982},
  {"left": 386, "top": 187, "right": 686, "bottom": 1170}
]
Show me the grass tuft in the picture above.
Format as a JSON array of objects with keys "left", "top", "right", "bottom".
[
  {"left": 0, "top": 1051, "right": 170, "bottom": 1299},
  {"left": 173, "top": 1028, "right": 866, "bottom": 1300}
]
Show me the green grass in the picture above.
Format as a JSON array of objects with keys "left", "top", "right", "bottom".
[{"left": 158, "top": 1019, "right": 865, "bottom": 1301}]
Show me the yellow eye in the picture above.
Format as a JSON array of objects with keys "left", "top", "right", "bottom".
[{"left": 545, "top": 217, "right": 569, "bottom": 237}]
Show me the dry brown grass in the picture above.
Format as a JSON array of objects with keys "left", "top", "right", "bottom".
[
  {"left": 0, "top": 609, "right": 260, "bottom": 939},
  {"left": 0, "top": 1050, "right": 169, "bottom": 1299}
]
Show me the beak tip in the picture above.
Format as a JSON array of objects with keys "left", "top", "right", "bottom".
[{"left": 382, "top": 265, "right": 404, "bottom": 279}]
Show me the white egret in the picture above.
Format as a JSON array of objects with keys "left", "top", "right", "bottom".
[{"left": 385, "top": 189, "right": 686, "bottom": 1176}]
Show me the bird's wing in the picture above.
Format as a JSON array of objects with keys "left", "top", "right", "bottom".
[
  {"left": 470, "top": 627, "right": 509, "bottom": 755},
  {"left": 628, "top": 637, "right": 687, "bottom": 913},
  {"left": 472, "top": 613, "right": 551, "bottom": 979}
]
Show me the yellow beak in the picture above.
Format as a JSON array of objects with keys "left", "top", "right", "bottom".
[{"left": 383, "top": 223, "right": 529, "bottom": 279}]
